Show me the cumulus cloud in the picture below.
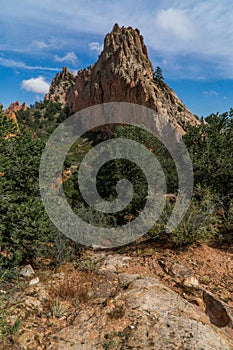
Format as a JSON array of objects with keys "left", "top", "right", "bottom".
[
  {"left": 54, "top": 52, "right": 78, "bottom": 65},
  {"left": 21, "top": 76, "right": 50, "bottom": 94},
  {"left": 1, "top": 0, "right": 233, "bottom": 79},
  {"left": 88, "top": 42, "right": 103, "bottom": 54}
]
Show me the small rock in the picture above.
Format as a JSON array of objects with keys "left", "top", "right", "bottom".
[
  {"left": 203, "top": 291, "right": 232, "bottom": 328},
  {"left": 170, "top": 263, "right": 192, "bottom": 279},
  {"left": 158, "top": 260, "right": 193, "bottom": 280},
  {"left": 17, "top": 330, "right": 38, "bottom": 350},
  {"left": 100, "top": 263, "right": 117, "bottom": 273},
  {"left": 183, "top": 276, "right": 199, "bottom": 288},
  {"left": 118, "top": 273, "right": 141, "bottom": 287},
  {"left": 20, "top": 264, "right": 35, "bottom": 277},
  {"left": 195, "top": 297, "right": 205, "bottom": 309},
  {"left": 29, "top": 277, "right": 40, "bottom": 285}
]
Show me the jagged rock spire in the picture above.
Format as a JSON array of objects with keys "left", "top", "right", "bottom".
[
  {"left": 45, "top": 24, "right": 199, "bottom": 133},
  {"left": 44, "top": 66, "right": 75, "bottom": 105}
]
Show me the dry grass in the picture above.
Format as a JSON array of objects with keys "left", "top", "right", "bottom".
[{"left": 47, "top": 271, "right": 95, "bottom": 312}]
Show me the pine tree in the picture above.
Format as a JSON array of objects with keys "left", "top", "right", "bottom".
[{"left": 154, "top": 66, "right": 164, "bottom": 82}]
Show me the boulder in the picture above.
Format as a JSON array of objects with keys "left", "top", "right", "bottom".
[
  {"left": 203, "top": 290, "right": 233, "bottom": 328},
  {"left": 53, "top": 276, "right": 233, "bottom": 349}
]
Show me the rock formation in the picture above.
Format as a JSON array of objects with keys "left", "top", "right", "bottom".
[
  {"left": 5, "top": 100, "right": 27, "bottom": 114},
  {"left": 54, "top": 276, "right": 232, "bottom": 349},
  {"left": 44, "top": 66, "right": 75, "bottom": 105},
  {"left": 4, "top": 103, "right": 21, "bottom": 136},
  {"left": 8, "top": 253, "right": 233, "bottom": 349},
  {"left": 6, "top": 111, "right": 19, "bottom": 129},
  {"left": 65, "top": 24, "right": 199, "bottom": 134}
]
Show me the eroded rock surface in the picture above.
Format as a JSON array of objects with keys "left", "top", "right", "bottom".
[
  {"left": 3, "top": 249, "right": 233, "bottom": 350},
  {"left": 68, "top": 24, "right": 199, "bottom": 134},
  {"left": 44, "top": 66, "right": 75, "bottom": 105},
  {"left": 45, "top": 24, "right": 199, "bottom": 135},
  {"left": 54, "top": 274, "right": 232, "bottom": 350}
]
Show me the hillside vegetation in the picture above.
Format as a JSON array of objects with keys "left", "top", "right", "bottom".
[{"left": 0, "top": 103, "right": 232, "bottom": 274}]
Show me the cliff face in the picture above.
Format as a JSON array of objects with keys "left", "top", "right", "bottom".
[
  {"left": 44, "top": 66, "right": 75, "bottom": 105},
  {"left": 66, "top": 24, "right": 199, "bottom": 133}
]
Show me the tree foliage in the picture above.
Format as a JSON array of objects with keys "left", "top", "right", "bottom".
[
  {"left": 1, "top": 102, "right": 232, "bottom": 275},
  {"left": 184, "top": 110, "right": 233, "bottom": 206},
  {"left": 16, "top": 100, "right": 70, "bottom": 140},
  {"left": 0, "top": 110, "right": 77, "bottom": 271},
  {"left": 154, "top": 66, "right": 164, "bottom": 82},
  {"left": 184, "top": 110, "right": 233, "bottom": 240}
]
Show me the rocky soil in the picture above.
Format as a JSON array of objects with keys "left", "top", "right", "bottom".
[{"left": 1, "top": 241, "right": 232, "bottom": 349}]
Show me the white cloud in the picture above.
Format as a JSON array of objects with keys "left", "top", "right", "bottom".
[
  {"left": 54, "top": 52, "right": 78, "bottom": 65},
  {"left": 31, "top": 38, "right": 58, "bottom": 50},
  {"left": 88, "top": 42, "right": 103, "bottom": 54},
  {"left": 155, "top": 8, "right": 196, "bottom": 41},
  {"left": 0, "top": 56, "right": 27, "bottom": 69},
  {"left": 21, "top": 76, "right": 50, "bottom": 94},
  {"left": 0, "top": 56, "right": 59, "bottom": 71},
  {"left": 203, "top": 90, "right": 219, "bottom": 97},
  {"left": 32, "top": 40, "right": 48, "bottom": 49},
  {"left": 1, "top": 0, "right": 233, "bottom": 80}
]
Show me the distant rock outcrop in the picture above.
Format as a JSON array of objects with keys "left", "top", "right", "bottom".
[
  {"left": 6, "top": 111, "right": 19, "bottom": 128},
  {"left": 44, "top": 66, "right": 75, "bottom": 105},
  {"left": 5, "top": 100, "right": 27, "bottom": 114},
  {"left": 4, "top": 101, "right": 22, "bottom": 136}
]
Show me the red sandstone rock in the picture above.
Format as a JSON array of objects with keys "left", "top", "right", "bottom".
[
  {"left": 67, "top": 24, "right": 199, "bottom": 133},
  {"left": 5, "top": 100, "right": 28, "bottom": 113}
]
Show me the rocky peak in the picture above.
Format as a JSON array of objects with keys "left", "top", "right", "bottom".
[
  {"left": 101, "top": 23, "right": 154, "bottom": 80},
  {"left": 66, "top": 24, "right": 199, "bottom": 133},
  {"left": 5, "top": 100, "right": 27, "bottom": 114},
  {"left": 44, "top": 66, "right": 75, "bottom": 105},
  {"left": 58, "top": 66, "right": 75, "bottom": 82}
]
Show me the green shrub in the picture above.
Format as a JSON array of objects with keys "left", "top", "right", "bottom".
[
  {"left": 149, "top": 186, "right": 219, "bottom": 246},
  {"left": 0, "top": 112, "right": 79, "bottom": 272},
  {"left": 171, "top": 187, "right": 218, "bottom": 246}
]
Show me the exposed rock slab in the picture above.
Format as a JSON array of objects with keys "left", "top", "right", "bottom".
[{"left": 53, "top": 275, "right": 233, "bottom": 350}]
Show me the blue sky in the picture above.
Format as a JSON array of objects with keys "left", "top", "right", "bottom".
[{"left": 1, "top": 0, "right": 233, "bottom": 117}]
